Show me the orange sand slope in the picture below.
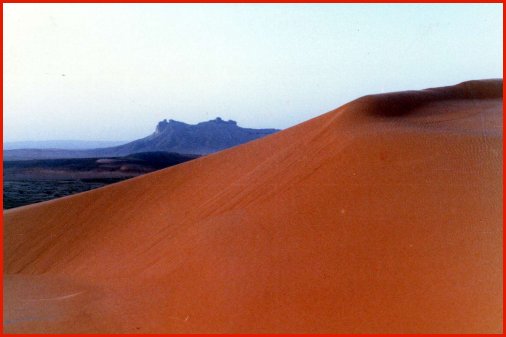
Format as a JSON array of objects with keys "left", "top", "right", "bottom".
[{"left": 4, "top": 80, "right": 503, "bottom": 333}]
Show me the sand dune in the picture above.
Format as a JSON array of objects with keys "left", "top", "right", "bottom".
[{"left": 3, "top": 79, "right": 503, "bottom": 333}]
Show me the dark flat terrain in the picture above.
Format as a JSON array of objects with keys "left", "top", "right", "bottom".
[
  {"left": 3, "top": 151, "right": 198, "bottom": 209},
  {"left": 4, "top": 179, "right": 128, "bottom": 209}
]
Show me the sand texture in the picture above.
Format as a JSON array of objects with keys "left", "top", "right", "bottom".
[{"left": 3, "top": 79, "right": 503, "bottom": 333}]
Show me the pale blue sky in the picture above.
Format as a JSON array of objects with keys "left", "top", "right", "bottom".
[{"left": 4, "top": 4, "right": 503, "bottom": 142}]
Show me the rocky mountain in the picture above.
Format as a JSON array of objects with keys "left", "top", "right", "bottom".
[
  {"left": 106, "top": 117, "right": 279, "bottom": 156},
  {"left": 4, "top": 118, "right": 279, "bottom": 160}
]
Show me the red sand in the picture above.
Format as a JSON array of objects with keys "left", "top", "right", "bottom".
[{"left": 3, "top": 80, "right": 503, "bottom": 333}]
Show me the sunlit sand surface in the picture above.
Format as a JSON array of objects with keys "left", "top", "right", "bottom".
[{"left": 4, "top": 79, "right": 502, "bottom": 333}]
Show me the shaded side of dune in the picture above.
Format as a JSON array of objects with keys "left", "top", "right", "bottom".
[{"left": 353, "top": 78, "right": 502, "bottom": 117}]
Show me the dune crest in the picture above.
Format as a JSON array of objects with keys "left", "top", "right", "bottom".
[
  {"left": 4, "top": 79, "right": 503, "bottom": 333},
  {"left": 349, "top": 79, "right": 502, "bottom": 117}
]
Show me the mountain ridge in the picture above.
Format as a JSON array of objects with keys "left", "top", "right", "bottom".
[{"left": 3, "top": 118, "right": 279, "bottom": 160}]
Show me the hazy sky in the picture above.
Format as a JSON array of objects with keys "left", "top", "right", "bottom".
[{"left": 4, "top": 4, "right": 503, "bottom": 142}]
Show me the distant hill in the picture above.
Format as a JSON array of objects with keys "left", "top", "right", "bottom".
[
  {"left": 100, "top": 117, "right": 279, "bottom": 156},
  {"left": 3, "top": 140, "right": 127, "bottom": 150},
  {"left": 4, "top": 118, "right": 279, "bottom": 161}
]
